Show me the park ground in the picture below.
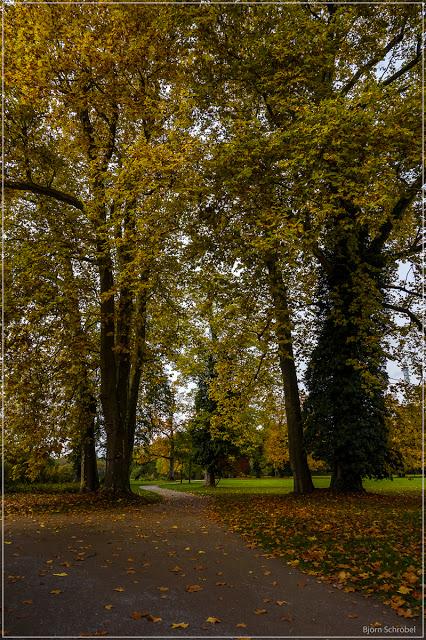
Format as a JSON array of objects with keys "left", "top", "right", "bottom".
[{"left": 3, "top": 476, "right": 423, "bottom": 638}]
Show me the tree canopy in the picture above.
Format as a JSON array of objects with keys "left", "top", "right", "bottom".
[{"left": 5, "top": 3, "right": 422, "bottom": 494}]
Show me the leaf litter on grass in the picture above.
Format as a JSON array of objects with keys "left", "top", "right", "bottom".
[{"left": 208, "top": 490, "right": 422, "bottom": 617}]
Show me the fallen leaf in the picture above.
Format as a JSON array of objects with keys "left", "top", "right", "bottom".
[
  {"left": 170, "top": 565, "right": 183, "bottom": 573},
  {"left": 113, "top": 586, "right": 125, "bottom": 592},
  {"left": 281, "top": 613, "right": 293, "bottom": 623},
  {"left": 206, "top": 616, "right": 221, "bottom": 624},
  {"left": 104, "top": 605, "right": 113, "bottom": 610},
  {"left": 170, "top": 622, "right": 189, "bottom": 629},
  {"left": 403, "top": 571, "right": 419, "bottom": 585},
  {"left": 22, "top": 600, "right": 33, "bottom": 605},
  {"left": 276, "top": 600, "right": 288, "bottom": 606},
  {"left": 53, "top": 572, "right": 68, "bottom": 577},
  {"left": 254, "top": 609, "right": 267, "bottom": 615},
  {"left": 158, "top": 586, "right": 169, "bottom": 592},
  {"left": 186, "top": 584, "right": 203, "bottom": 592},
  {"left": 236, "top": 623, "right": 247, "bottom": 628},
  {"left": 347, "top": 613, "right": 358, "bottom": 619},
  {"left": 50, "top": 589, "right": 62, "bottom": 595},
  {"left": 147, "top": 615, "right": 162, "bottom": 623},
  {"left": 131, "top": 611, "right": 142, "bottom": 620},
  {"left": 398, "top": 585, "right": 411, "bottom": 595}
]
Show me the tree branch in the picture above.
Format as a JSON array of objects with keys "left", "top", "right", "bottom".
[
  {"left": 384, "top": 284, "right": 422, "bottom": 298},
  {"left": 382, "top": 35, "right": 422, "bottom": 86},
  {"left": 340, "top": 22, "right": 407, "bottom": 95},
  {"left": 4, "top": 179, "right": 84, "bottom": 211},
  {"left": 384, "top": 302, "right": 423, "bottom": 333},
  {"left": 368, "top": 175, "right": 424, "bottom": 253}
]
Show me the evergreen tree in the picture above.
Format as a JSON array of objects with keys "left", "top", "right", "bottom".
[{"left": 190, "top": 356, "right": 239, "bottom": 487}]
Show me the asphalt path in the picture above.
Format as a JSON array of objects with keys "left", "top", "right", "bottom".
[{"left": 3, "top": 486, "right": 421, "bottom": 639}]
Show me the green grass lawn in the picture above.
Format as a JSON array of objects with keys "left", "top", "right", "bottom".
[{"left": 131, "top": 475, "right": 423, "bottom": 495}]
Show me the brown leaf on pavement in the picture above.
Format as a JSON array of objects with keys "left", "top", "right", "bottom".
[{"left": 186, "top": 584, "right": 203, "bottom": 592}]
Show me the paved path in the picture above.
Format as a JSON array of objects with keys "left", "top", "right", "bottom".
[{"left": 4, "top": 487, "right": 421, "bottom": 639}]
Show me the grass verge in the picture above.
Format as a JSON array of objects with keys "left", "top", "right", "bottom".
[{"left": 207, "top": 490, "right": 422, "bottom": 619}]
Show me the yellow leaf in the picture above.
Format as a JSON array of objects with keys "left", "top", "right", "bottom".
[
  {"left": 171, "top": 622, "right": 189, "bottom": 629},
  {"left": 104, "top": 604, "right": 113, "bottom": 610},
  {"left": 170, "top": 565, "right": 183, "bottom": 573},
  {"left": 53, "top": 572, "right": 68, "bottom": 577},
  {"left": 206, "top": 616, "right": 221, "bottom": 624},
  {"left": 22, "top": 599, "right": 33, "bottom": 605},
  {"left": 50, "top": 589, "right": 61, "bottom": 595},
  {"left": 186, "top": 584, "right": 203, "bottom": 592},
  {"left": 254, "top": 609, "right": 267, "bottom": 615},
  {"left": 158, "top": 586, "right": 169, "bottom": 592},
  {"left": 236, "top": 623, "right": 247, "bottom": 628},
  {"left": 114, "top": 587, "right": 125, "bottom": 592},
  {"left": 398, "top": 585, "right": 411, "bottom": 594},
  {"left": 276, "top": 600, "right": 288, "bottom": 606}
]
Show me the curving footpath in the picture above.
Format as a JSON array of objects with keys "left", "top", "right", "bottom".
[{"left": 4, "top": 486, "right": 422, "bottom": 639}]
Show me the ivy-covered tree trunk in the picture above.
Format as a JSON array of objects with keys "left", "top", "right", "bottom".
[
  {"left": 265, "top": 253, "right": 314, "bottom": 495},
  {"left": 304, "top": 222, "right": 390, "bottom": 493}
]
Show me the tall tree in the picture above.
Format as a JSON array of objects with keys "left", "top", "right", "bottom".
[
  {"left": 188, "top": 3, "right": 422, "bottom": 492},
  {"left": 5, "top": 4, "right": 193, "bottom": 492}
]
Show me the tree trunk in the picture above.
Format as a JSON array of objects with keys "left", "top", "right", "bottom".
[
  {"left": 330, "top": 464, "right": 364, "bottom": 493},
  {"left": 265, "top": 252, "right": 314, "bottom": 495},
  {"left": 98, "top": 252, "right": 148, "bottom": 494},
  {"left": 80, "top": 399, "right": 99, "bottom": 492},
  {"left": 168, "top": 436, "right": 175, "bottom": 481},
  {"left": 58, "top": 250, "right": 100, "bottom": 492},
  {"left": 104, "top": 427, "right": 132, "bottom": 493},
  {"left": 204, "top": 468, "right": 216, "bottom": 486},
  {"left": 72, "top": 450, "right": 81, "bottom": 483}
]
